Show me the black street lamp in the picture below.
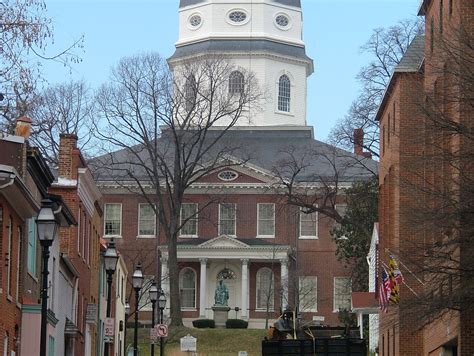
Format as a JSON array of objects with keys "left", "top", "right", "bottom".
[
  {"left": 37, "top": 199, "right": 58, "bottom": 356},
  {"left": 158, "top": 289, "right": 167, "bottom": 356},
  {"left": 149, "top": 281, "right": 158, "bottom": 356},
  {"left": 132, "top": 263, "right": 144, "bottom": 356},
  {"left": 104, "top": 239, "right": 119, "bottom": 356}
]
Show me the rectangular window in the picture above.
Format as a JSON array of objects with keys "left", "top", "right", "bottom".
[
  {"left": 104, "top": 203, "right": 122, "bottom": 237},
  {"left": 180, "top": 203, "right": 198, "bottom": 237},
  {"left": 299, "top": 209, "right": 318, "bottom": 238},
  {"left": 77, "top": 206, "right": 81, "bottom": 254},
  {"left": 334, "top": 277, "right": 352, "bottom": 311},
  {"left": 219, "top": 203, "right": 236, "bottom": 236},
  {"left": 48, "top": 336, "right": 55, "bottom": 356},
  {"left": 7, "top": 216, "right": 12, "bottom": 297},
  {"left": 334, "top": 204, "right": 348, "bottom": 231},
  {"left": 257, "top": 203, "right": 275, "bottom": 237},
  {"left": 138, "top": 203, "right": 156, "bottom": 237},
  {"left": 299, "top": 276, "right": 317, "bottom": 312},
  {"left": 16, "top": 227, "right": 21, "bottom": 302},
  {"left": 138, "top": 277, "right": 153, "bottom": 311},
  {"left": 27, "top": 218, "right": 37, "bottom": 276}
]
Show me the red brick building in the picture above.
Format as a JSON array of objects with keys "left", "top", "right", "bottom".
[
  {"left": 49, "top": 134, "right": 103, "bottom": 355},
  {"left": 376, "top": 0, "right": 473, "bottom": 354}
]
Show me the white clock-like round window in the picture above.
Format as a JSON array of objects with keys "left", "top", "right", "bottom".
[
  {"left": 188, "top": 13, "right": 203, "bottom": 30},
  {"left": 229, "top": 11, "right": 247, "bottom": 23},
  {"left": 276, "top": 14, "right": 289, "bottom": 27},
  {"left": 218, "top": 170, "right": 239, "bottom": 181}
]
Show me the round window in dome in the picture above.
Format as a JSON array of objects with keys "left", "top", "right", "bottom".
[
  {"left": 218, "top": 170, "right": 239, "bottom": 181},
  {"left": 275, "top": 14, "right": 290, "bottom": 28},
  {"left": 189, "top": 14, "right": 202, "bottom": 28},
  {"left": 229, "top": 11, "right": 247, "bottom": 23}
]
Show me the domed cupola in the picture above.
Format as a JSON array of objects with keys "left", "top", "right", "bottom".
[{"left": 170, "top": 0, "right": 313, "bottom": 127}]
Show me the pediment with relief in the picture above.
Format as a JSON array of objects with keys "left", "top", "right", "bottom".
[{"left": 198, "top": 235, "right": 250, "bottom": 249}]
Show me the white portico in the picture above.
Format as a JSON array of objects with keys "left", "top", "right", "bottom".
[{"left": 159, "top": 235, "right": 291, "bottom": 322}]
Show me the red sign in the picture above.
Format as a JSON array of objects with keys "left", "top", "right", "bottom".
[{"left": 156, "top": 324, "right": 168, "bottom": 337}]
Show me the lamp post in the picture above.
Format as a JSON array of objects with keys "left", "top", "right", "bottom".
[
  {"left": 149, "top": 281, "right": 158, "bottom": 356},
  {"left": 37, "top": 199, "right": 58, "bottom": 356},
  {"left": 104, "top": 239, "right": 119, "bottom": 356},
  {"left": 158, "top": 289, "right": 167, "bottom": 356},
  {"left": 132, "top": 264, "right": 144, "bottom": 356}
]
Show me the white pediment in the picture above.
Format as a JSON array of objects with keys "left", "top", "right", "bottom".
[{"left": 198, "top": 235, "right": 250, "bottom": 249}]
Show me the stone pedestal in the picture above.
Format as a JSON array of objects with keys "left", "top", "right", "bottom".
[{"left": 212, "top": 305, "right": 231, "bottom": 328}]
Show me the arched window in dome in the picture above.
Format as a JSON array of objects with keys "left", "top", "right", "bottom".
[
  {"left": 278, "top": 74, "right": 291, "bottom": 112},
  {"left": 229, "top": 71, "right": 244, "bottom": 95},
  {"left": 179, "top": 268, "right": 196, "bottom": 308},
  {"left": 184, "top": 75, "right": 197, "bottom": 112},
  {"left": 256, "top": 267, "right": 274, "bottom": 309}
]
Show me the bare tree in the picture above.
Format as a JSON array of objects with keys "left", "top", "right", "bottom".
[
  {"left": 329, "top": 18, "right": 423, "bottom": 157},
  {"left": 0, "top": 0, "right": 83, "bottom": 133},
  {"left": 25, "top": 80, "right": 95, "bottom": 166},
  {"left": 93, "top": 52, "right": 262, "bottom": 326}
]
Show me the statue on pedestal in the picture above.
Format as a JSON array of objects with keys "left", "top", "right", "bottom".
[{"left": 214, "top": 279, "right": 229, "bottom": 306}]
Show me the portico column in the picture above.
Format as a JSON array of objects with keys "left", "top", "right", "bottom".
[
  {"left": 241, "top": 259, "right": 249, "bottom": 320},
  {"left": 280, "top": 258, "right": 289, "bottom": 308},
  {"left": 161, "top": 256, "right": 170, "bottom": 317},
  {"left": 199, "top": 258, "right": 207, "bottom": 318}
]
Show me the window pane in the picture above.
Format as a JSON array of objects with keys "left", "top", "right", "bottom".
[
  {"left": 334, "top": 277, "right": 352, "bottom": 311},
  {"left": 300, "top": 211, "right": 317, "bottom": 237},
  {"left": 257, "top": 268, "right": 274, "bottom": 309},
  {"left": 180, "top": 203, "right": 198, "bottom": 236},
  {"left": 105, "top": 204, "right": 121, "bottom": 236},
  {"left": 299, "top": 276, "right": 317, "bottom": 312},
  {"left": 258, "top": 204, "right": 275, "bottom": 236},
  {"left": 278, "top": 75, "right": 291, "bottom": 112},
  {"left": 229, "top": 71, "right": 245, "bottom": 95},
  {"left": 27, "top": 218, "right": 37, "bottom": 275},
  {"left": 220, "top": 204, "right": 236, "bottom": 235},
  {"left": 139, "top": 204, "right": 155, "bottom": 236},
  {"left": 138, "top": 277, "right": 153, "bottom": 311},
  {"left": 180, "top": 268, "right": 196, "bottom": 308}
]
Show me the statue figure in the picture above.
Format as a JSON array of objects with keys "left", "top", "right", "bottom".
[{"left": 214, "top": 279, "right": 229, "bottom": 306}]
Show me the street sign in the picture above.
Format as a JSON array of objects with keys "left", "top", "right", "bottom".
[
  {"left": 156, "top": 324, "right": 168, "bottom": 337},
  {"left": 104, "top": 317, "right": 115, "bottom": 337},
  {"left": 180, "top": 334, "right": 197, "bottom": 352},
  {"left": 150, "top": 328, "right": 159, "bottom": 344}
]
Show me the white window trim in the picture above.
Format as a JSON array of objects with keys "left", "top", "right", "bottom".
[
  {"left": 275, "top": 71, "right": 295, "bottom": 116},
  {"left": 16, "top": 227, "right": 21, "bottom": 303},
  {"left": 179, "top": 267, "right": 197, "bottom": 310},
  {"left": 179, "top": 203, "right": 198, "bottom": 238},
  {"left": 255, "top": 267, "right": 275, "bottom": 311},
  {"left": 226, "top": 8, "right": 250, "bottom": 26},
  {"left": 137, "top": 203, "right": 156, "bottom": 238},
  {"left": 187, "top": 12, "right": 203, "bottom": 30},
  {"left": 7, "top": 217, "right": 12, "bottom": 298},
  {"left": 299, "top": 208, "right": 318, "bottom": 239},
  {"left": 333, "top": 277, "right": 352, "bottom": 312},
  {"left": 299, "top": 276, "right": 318, "bottom": 313},
  {"left": 274, "top": 12, "right": 293, "bottom": 31},
  {"left": 257, "top": 203, "right": 275, "bottom": 238},
  {"left": 218, "top": 203, "right": 236, "bottom": 237},
  {"left": 104, "top": 203, "right": 122, "bottom": 238}
]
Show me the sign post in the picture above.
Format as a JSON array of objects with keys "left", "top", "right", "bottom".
[{"left": 104, "top": 317, "right": 115, "bottom": 343}]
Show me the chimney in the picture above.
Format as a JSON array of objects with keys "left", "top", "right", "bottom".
[
  {"left": 353, "top": 128, "right": 372, "bottom": 158},
  {"left": 15, "top": 116, "right": 32, "bottom": 139},
  {"left": 58, "top": 133, "right": 78, "bottom": 179}
]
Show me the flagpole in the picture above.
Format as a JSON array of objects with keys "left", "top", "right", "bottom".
[{"left": 384, "top": 248, "right": 425, "bottom": 286}]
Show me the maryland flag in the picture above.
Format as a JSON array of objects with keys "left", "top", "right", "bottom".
[{"left": 388, "top": 256, "right": 404, "bottom": 303}]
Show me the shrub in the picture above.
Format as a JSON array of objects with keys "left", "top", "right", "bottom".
[
  {"left": 192, "top": 319, "right": 215, "bottom": 328},
  {"left": 226, "top": 319, "right": 248, "bottom": 329}
]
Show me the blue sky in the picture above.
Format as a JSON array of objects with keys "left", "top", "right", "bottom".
[{"left": 42, "top": 0, "right": 421, "bottom": 141}]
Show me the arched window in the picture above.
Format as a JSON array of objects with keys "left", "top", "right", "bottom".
[
  {"left": 256, "top": 267, "right": 274, "bottom": 310},
  {"left": 184, "top": 75, "right": 197, "bottom": 112},
  {"left": 278, "top": 74, "right": 291, "bottom": 112},
  {"left": 229, "top": 71, "right": 244, "bottom": 95},
  {"left": 180, "top": 268, "right": 196, "bottom": 308}
]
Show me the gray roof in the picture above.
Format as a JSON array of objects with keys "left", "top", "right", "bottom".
[
  {"left": 169, "top": 39, "right": 313, "bottom": 72},
  {"left": 394, "top": 35, "right": 425, "bottom": 73},
  {"left": 375, "top": 35, "right": 425, "bottom": 121},
  {"left": 91, "top": 128, "right": 377, "bottom": 184},
  {"left": 179, "top": 0, "right": 301, "bottom": 8}
]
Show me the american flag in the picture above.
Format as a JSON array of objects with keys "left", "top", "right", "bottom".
[{"left": 379, "top": 267, "right": 390, "bottom": 313}]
